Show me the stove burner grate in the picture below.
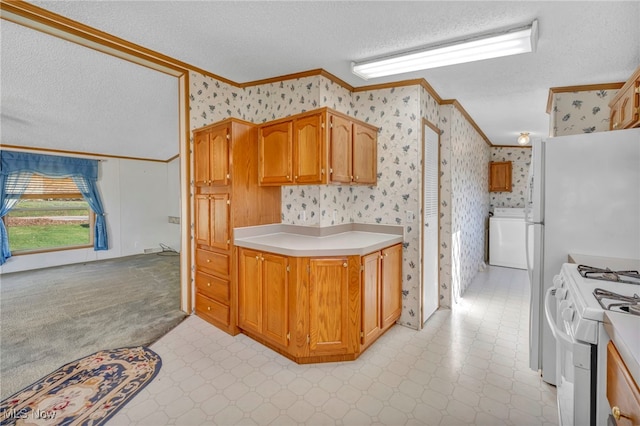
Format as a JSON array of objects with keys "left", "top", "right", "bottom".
[
  {"left": 593, "top": 288, "right": 640, "bottom": 314},
  {"left": 578, "top": 264, "right": 640, "bottom": 285}
]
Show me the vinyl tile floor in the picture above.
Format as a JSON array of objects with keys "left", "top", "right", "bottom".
[{"left": 111, "top": 266, "right": 558, "bottom": 425}]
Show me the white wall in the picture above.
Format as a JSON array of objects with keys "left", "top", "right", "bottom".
[{"left": 0, "top": 158, "right": 180, "bottom": 274}]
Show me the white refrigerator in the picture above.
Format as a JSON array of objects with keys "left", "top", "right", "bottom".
[{"left": 525, "top": 128, "right": 640, "bottom": 385}]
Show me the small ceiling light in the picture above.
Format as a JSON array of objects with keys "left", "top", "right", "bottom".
[
  {"left": 517, "top": 132, "right": 530, "bottom": 145},
  {"left": 352, "top": 20, "right": 538, "bottom": 80}
]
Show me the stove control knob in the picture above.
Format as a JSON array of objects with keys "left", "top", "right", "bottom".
[
  {"left": 562, "top": 307, "right": 575, "bottom": 322},
  {"left": 556, "top": 288, "right": 568, "bottom": 300},
  {"left": 553, "top": 275, "right": 564, "bottom": 288}
]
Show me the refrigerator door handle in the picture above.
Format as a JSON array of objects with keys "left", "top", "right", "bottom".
[{"left": 525, "top": 222, "right": 532, "bottom": 283}]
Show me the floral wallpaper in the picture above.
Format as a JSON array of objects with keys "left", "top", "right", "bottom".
[
  {"left": 189, "top": 71, "right": 490, "bottom": 329},
  {"left": 549, "top": 88, "right": 618, "bottom": 136},
  {"left": 490, "top": 147, "right": 532, "bottom": 208},
  {"left": 439, "top": 105, "right": 491, "bottom": 306}
]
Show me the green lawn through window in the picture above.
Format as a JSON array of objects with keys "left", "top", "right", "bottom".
[{"left": 7, "top": 199, "right": 92, "bottom": 252}]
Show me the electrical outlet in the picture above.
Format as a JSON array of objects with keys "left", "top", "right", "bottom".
[
  {"left": 332, "top": 209, "right": 337, "bottom": 222},
  {"left": 168, "top": 216, "right": 180, "bottom": 224},
  {"left": 300, "top": 210, "right": 306, "bottom": 222},
  {"left": 406, "top": 210, "right": 414, "bottom": 223}
]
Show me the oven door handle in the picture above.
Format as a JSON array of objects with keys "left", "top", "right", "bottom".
[{"left": 544, "top": 287, "right": 574, "bottom": 346}]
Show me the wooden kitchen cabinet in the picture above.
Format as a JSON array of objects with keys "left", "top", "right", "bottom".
[
  {"left": 607, "top": 341, "right": 640, "bottom": 426},
  {"left": 352, "top": 122, "right": 378, "bottom": 185},
  {"left": 258, "top": 107, "right": 378, "bottom": 186},
  {"left": 238, "top": 248, "right": 290, "bottom": 347},
  {"left": 195, "top": 193, "right": 230, "bottom": 250},
  {"left": 361, "top": 244, "right": 402, "bottom": 349},
  {"left": 194, "top": 124, "right": 230, "bottom": 188},
  {"left": 258, "top": 120, "right": 294, "bottom": 185},
  {"left": 193, "top": 118, "right": 281, "bottom": 335},
  {"left": 236, "top": 243, "right": 401, "bottom": 364},
  {"left": 489, "top": 161, "right": 512, "bottom": 192},
  {"left": 609, "top": 66, "right": 640, "bottom": 130},
  {"left": 308, "top": 257, "right": 351, "bottom": 356},
  {"left": 380, "top": 244, "right": 403, "bottom": 329}
]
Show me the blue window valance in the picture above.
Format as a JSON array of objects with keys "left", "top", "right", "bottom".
[{"left": 0, "top": 150, "right": 98, "bottom": 180}]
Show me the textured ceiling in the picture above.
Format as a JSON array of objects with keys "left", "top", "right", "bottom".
[
  {"left": 1, "top": 18, "right": 179, "bottom": 161},
  {"left": 3, "top": 1, "right": 640, "bottom": 156}
]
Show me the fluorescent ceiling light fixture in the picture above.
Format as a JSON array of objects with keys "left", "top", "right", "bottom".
[{"left": 352, "top": 20, "right": 538, "bottom": 80}]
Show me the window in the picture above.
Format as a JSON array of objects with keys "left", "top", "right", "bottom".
[{"left": 5, "top": 175, "right": 94, "bottom": 253}]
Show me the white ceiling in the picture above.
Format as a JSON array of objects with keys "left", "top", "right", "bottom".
[{"left": 3, "top": 1, "right": 640, "bottom": 157}]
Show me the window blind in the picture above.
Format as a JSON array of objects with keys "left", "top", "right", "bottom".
[{"left": 8, "top": 175, "right": 80, "bottom": 195}]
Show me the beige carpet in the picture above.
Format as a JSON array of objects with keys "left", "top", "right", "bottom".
[{"left": 0, "top": 253, "right": 187, "bottom": 399}]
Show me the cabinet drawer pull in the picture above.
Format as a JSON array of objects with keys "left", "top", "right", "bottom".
[
  {"left": 207, "top": 306, "right": 211, "bottom": 311},
  {"left": 343, "top": 262, "right": 348, "bottom": 268},
  {"left": 355, "top": 176, "right": 359, "bottom": 181},
  {"left": 612, "top": 406, "right": 630, "bottom": 421},
  {"left": 286, "top": 175, "right": 290, "bottom": 179},
  {"left": 294, "top": 176, "right": 298, "bottom": 180},
  {"left": 226, "top": 174, "right": 230, "bottom": 179},
  {"left": 256, "top": 255, "right": 260, "bottom": 260},
  {"left": 207, "top": 282, "right": 211, "bottom": 287},
  {"left": 206, "top": 259, "right": 211, "bottom": 263}
]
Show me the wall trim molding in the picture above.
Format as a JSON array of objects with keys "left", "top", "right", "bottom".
[
  {"left": 546, "top": 82, "right": 624, "bottom": 113},
  {"left": 1, "top": 144, "right": 176, "bottom": 163},
  {"left": 441, "top": 99, "right": 492, "bottom": 146}
]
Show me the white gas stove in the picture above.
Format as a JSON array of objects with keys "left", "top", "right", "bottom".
[{"left": 547, "top": 261, "right": 640, "bottom": 426}]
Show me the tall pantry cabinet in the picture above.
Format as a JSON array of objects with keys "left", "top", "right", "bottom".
[{"left": 192, "top": 118, "right": 281, "bottom": 335}]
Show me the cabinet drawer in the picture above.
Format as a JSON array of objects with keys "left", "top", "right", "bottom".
[
  {"left": 195, "top": 271, "right": 229, "bottom": 303},
  {"left": 196, "top": 249, "right": 229, "bottom": 277},
  {"left": 195, "top": 293, "right": 230, "bottom": 326},
  {"left": 607, "top": 341, "right": 640, "bottom": 426}
]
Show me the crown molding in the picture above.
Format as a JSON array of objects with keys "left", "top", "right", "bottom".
[{"left": 546, "top": 82, "right": 624, "bottom": 114}]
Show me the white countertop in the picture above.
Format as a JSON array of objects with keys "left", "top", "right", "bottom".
[
  {"left": 234, "top": 223, "right": 403, "bottom": 257},
  {"left": 604, "top": 311, "right": 640, "bottom": 387},
  {"left": 568, "top": 253, "right": 640, "bottom": 271}
]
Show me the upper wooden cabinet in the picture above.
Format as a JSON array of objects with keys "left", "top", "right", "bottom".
[
  {"left": 352, "top": 123, "right": 378, "bottom": 185},
  {"left": 609, "top": 66, "right": 640, "bottom": 131},
  {"left": 194, "top": 125, "right": 230, "bottom": 188},
  {"left": 258, "top": 108, "right": 378, "bottom": 186},
  {"left": 489, "top": 161, "right": 512, "bottom": 192},
  {"left": 258, "top": 121, "right": 294, "bottom": 185}
]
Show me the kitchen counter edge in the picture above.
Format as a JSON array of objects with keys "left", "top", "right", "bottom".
[{"left": 234, "top": 223, "right": 404, "bottom": 257}]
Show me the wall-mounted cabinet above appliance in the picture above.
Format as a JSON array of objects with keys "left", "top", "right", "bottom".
[
  {"left": 489, "top": 161, "right": 512, "bottom": 192},
  {"left": 258, "top": 107, "right": 378, "bottom": 186},
  {"left": 609, "top": 66, "right": 640, "bottom": 131}
]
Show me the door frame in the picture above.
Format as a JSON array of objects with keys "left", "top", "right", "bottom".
[
  {"left": 1, "top": 1, "right": 193, "bottom": 312},
  {"left": 419, "top": 118, "right": 442, "bottom": 329}
]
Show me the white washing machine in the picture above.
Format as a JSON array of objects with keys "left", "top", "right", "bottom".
[{"left": 489, "top": 207, "right": 527, "bottom": 269}]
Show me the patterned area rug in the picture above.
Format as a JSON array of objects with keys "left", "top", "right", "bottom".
[{"left": 0, "top": 346, "right": 161, "bottom": 425}]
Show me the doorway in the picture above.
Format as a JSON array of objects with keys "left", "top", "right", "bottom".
[{"left": 421, "top": 121, "right": 440, "bottom": 326}]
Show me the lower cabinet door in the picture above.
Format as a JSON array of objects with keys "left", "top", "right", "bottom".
[
  {"left": 381, "top": 244, "right": 402, "bottom": 329},
  {"left": 361, "top": 252, "right": 381, "bottom": 347},
  {"left": 238, "top": 248, "right": 263, "bottom": 335},
  {"left": 309, "top": 257, "right": 350, "bottom": 355},
  {"left": 262, "top": 253, "right": 289, "bottom": 347}
]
